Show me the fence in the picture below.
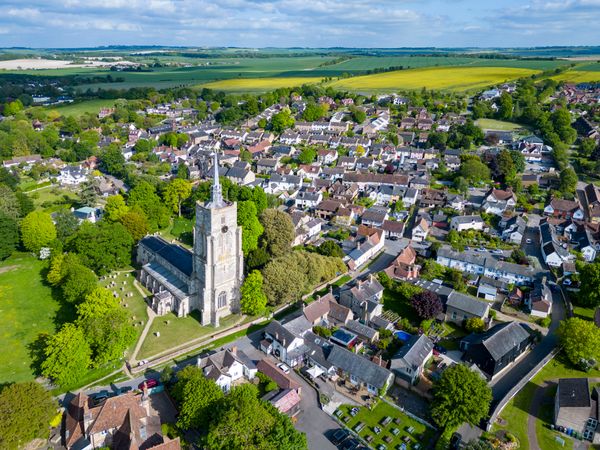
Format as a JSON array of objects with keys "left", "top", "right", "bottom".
[{"left": 486, "top": 347, "right": 559, "bottom": 431}]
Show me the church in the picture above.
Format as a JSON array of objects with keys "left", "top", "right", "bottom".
[{"left": 137, "top": 152, "right": 244, "bottom": 327}]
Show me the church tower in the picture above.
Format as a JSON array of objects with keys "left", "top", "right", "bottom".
[{"left": 191, "top": 152, "right": 244, "bottom": 327}]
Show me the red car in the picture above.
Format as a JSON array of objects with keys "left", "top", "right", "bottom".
[{"left": 138, "top": 379, "right": 159, "bottom": 390}]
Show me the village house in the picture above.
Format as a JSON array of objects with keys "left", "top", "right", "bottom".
[
  {"left": 345, "top": 226, "right": 385, "bottom": 271},
  {"left": 445, "top": 291, "right": 490, "bottom": 326},
  {"left": 461, "top": 321, "right": 533, "bottom": 379},
  {"left": 339, "top": 275, "right": 385, "bottom": 322},
  {"left": 197, "top": 347, "right": 257, "bottom": 392},
  {"left": 554, "top": 378, "right": 600, "bottom": 444},
  {"left": 391, "top": 334, "right": 434, "bottom": 387},
  {"left": 384, "top": 246, "right": 420, "bottom": 280},
  {"left": 63, "top": 392, "right": 180, "bottom": 450},
  {"left": 450, "top": 215, "right": 485, "bottom": 232},
  {"left": 544, "top": 198, "right": 584, "bottom": 220},
  {"left": 482, "top": 188, "right": 517, "bottom": 216}
]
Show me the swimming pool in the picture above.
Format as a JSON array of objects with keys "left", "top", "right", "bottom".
[{"left": 394, "top": 330, "right": 412, "bottom": 342}]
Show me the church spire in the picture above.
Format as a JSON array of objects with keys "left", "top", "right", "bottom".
[{"left": 209, "top": 151, "right": 224, "bottom": 208}]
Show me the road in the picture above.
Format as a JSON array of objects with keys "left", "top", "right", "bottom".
[{"left": 71, "top": 327, "right": 338, "bottom": 450}]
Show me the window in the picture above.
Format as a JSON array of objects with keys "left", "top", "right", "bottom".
[{"left": 218, "top": 291, "right": 227, "bottom": 308}]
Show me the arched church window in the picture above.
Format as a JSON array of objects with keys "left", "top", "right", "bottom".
[{"left": 218, "top": 291, "right": 227, "bottom": 308}]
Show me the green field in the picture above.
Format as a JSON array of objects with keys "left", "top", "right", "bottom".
[
  {"left": 574, "top": 62, "right": 600, "bottom": 71},
  {"left": 475, "top": 118, "right": 527, "bottom": 131},
  {"left": 137, "top": 312, "right": 242, "bottom": 360},
  {"left": 0, "top": 253, "right": 75, "bottom": 384},
  {"left": 50, "top": 99, "right": 119, "bottom": 116},
  {"left": 199, "top": 76, "right": 323, "bottom": 92},
  {"left": 551, "top": 70, "right": 600, "bottom": 83},
  {"left": 27, "top": 185, "right": 80, "bottom": 212},
  {"left": 328, "top": 66, "right": 540, "bottom": 93}
]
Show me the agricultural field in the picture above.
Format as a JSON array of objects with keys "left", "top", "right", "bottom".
[
  {"left": 551, "top": 70, "right": 600, "bottom": 83},
  {"left": 0, "top": 253, "right": 75, "bottom": 384},
  {"left": 49, "top": 99, "right": 119, "bottom": 116},
  {"left": 199, "top": 76, "right": 323, "bottom": 92},
  {"left": 574, "top": 62, "right": 600, "bottom": 71},
  {"left": 328, "top": 66, "right": 540, "bottom": 93}
]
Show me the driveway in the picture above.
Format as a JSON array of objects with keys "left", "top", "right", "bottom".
[
  {"left": 490, "top": 287, "right": 565, "bottom": 402},
  {"left": 229, "top": 332, "right": 337, "bottom": 450}
]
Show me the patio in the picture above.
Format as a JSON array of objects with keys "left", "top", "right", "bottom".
[{"left": 334, "top": 377, "right": 377, "bottom": 407}]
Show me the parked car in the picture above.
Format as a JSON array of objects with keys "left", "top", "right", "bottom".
[
  {"left": 329, "top": 429, "right": 349, "bottom": 446},
  {"left": 563, "top": 278, "right": 572, "bottom": 286},
  {"left": 389, "top": 236, "right": 399, "bottom": 241},
  {"left": 116, "top": 386, "right": 133, "bottom": 395},
  {"left": 450, "top": 432, "right": 462, "bottom": 450},
  {"left": 91, "top": 390, "right": 110, "bottom": 405},
  {"left": 138, "top": 378, "right": 159, "bottom": 390},
  {"left": 340, "top": 438, "right": 360, "bottom": 450},
  {"left": 277, "top": 363, "right": 291, "bottom": 374}
]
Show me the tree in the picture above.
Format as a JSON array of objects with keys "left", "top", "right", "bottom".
[
  {"left": 67, "top": 222, "right": 134, "bottom": 274},
  {"left": 496, "top": 149, "right": 516, "bottom": 181},
  {"left": 100, "top": 145, "right": 126, "bottom": 177},
  {"left": 558, "top": 317, "right": 600, "bottom": 368},
  {"left": 127, "top": 181, "right": 170, "bottom": 231},
  {"left": 204, "top": 383, "right": 307, "bottom": 450},
  {"left": 77, "top": 288, "right": 136, "bottom": 365},
  {"left": 41, "top": 323, "right": 91, "bottom": 387},
  {"left": 240, "top": 270, "right": 268, "bottom": 316},
  {"left": 163, "top": 178, "right": 192, "bottom": 217},
  {"left": 460, "top": 158, "right": 491, "bottom": 184},
  {"left": 259, "top": 209, "right": 295, "bottom": 257},
  {"left": 465, "top": 317, "right": 486, "bottom": 333},
  {"left": 171, "top": 366, "right": 224, "bottom": 430},
  {"left": 270, "top": 110, "right": 295, "bottom": 133},
  {"left": 559, "top": 167, "right": 578, "bottom": 195},
  {"left": 53, "top": 208, "right": 80, "bottom": 243},
  {"left": 497, "top": 92, "right": 513, "bottom": 120},
  {"left": 576, "top": 262, "right": 600, "bottom": 307},
  {"left": 431, "top": 364, "right": 492, "bottom": 430},
  {"left": 297, "top": 148, "right": 316, "bottom": 164},
  {"left": 410, "top": 290, "right": 443, "bottom": 320},
  {"left": 302, "top": 103, "right": 326, "bottom": 122},
  {"left": 0, "top": 211, "right": 18, "bottom": 260},
  {"left": 237, "top": 201, "right": 263, "bottom": 255},
  {"left": 317, "top": 240, "right": 344, "bottom": 258},
  {"left": 350, "top": 106, "right": 366, "bottom": 124},
  {"left": 78, "top": 181, "right": 98, "bottom": 207},
  {"left": 3, "top": 99, "right": 24, "bottom": 116},
  {"left": 60, "top": 263, "right": 98, "bottom": 303},
  {"left": 0, "top": 185, "right": 20, "bottom": 219},
  {"left": 160, "top": 365, "right": 174, "bottom": 385},
  {"left": 20, "top": 211, "right": 57, "bottom": 253},
  {"left": 120, "top": 210, "right": 149, "bottom": 241},
  {"left": 0, "top": 381, "right": 57, "bottom": 450},
  {"left": 104, "top": 195, "right": 129, "bottom": 222},
  {"left": 578, "top": 137, "right": 597, "bottom": 158}
]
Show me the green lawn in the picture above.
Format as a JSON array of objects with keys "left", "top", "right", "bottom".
[
  {"left": 98, "top": 270, "right": 149, "bottom": 351},
  {"left": 336, "top": 401, "right": 436, "bottom": 449},
  {"left": 0, "top": 253, "right": 76, "bottom": 383},
  {"left": 436, "top": 322, "right": 467, "bottom": 351},
  {"left": 383, "top": 288, "right": 420, "bottom": 324},
  {"left": 493, "top": 355, "right": 600, "bottom": 449},
  {"left": 572, "top": 305, "right": 596, "bottom": 321},
  {"left": 137, "top": 312, "right": 242, "bottom": 360},
  {"left": 475, "top": 118, "right": 527, "bottom": 131},
  {"left": 27, "top": 185, "right": 80, "bottom": 212},
  {"left": 160, "top": 217, "right": 194, "bottom": 247}
]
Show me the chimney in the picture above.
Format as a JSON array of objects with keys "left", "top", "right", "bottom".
[{"left": 230, "top": 345, "right": 237, "bottom": 355}]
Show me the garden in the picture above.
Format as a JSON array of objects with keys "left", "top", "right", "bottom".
[{"left": 335, "top": 401, "right": 436, "bottom": 449}]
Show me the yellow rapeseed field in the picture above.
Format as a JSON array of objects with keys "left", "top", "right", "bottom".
[
  {"left": 199, "top": 77, "right": 323, "bottom": 92},
  {"left": 327, "top": 66, "right": 540, "bottom": 92},
  {"left": 550, "top": 71, "right": 600, "bottom": 84}
]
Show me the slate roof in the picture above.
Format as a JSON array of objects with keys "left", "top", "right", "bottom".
[
  {"left": 463, "top": 321, "right": 532, "bottom": 361},
  {"left": 303, "top": 297, "right": 331, "bottom": 323},
  {"left": 139, "top": 236, "right": 193, "bottom": 277},
  {"left": 344, "top": 320, "right": 379, "bottom": 340},
  {"left": 391, "top": 334, "right": 433, "bottom": 373},
  {"left": 263, "top": 320, "right": 297, "bottom": 346},
  {"left": 447, "top": 292, "right": 490, "bottom": 317},
  {"left": 326, "top": 345, "right": 392, "bottom": 389},
  {"left": 557, "top": 378, "right": 591, "bottom": 408}
]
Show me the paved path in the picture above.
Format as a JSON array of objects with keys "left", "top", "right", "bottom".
[
  {"left": 130, "top": 307, "right": 156, "bottom": 364},
  {"left": 526, "top": 381, "right": 548, "bottom": 450}
]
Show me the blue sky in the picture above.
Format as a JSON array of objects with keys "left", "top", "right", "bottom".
[{"left": 0, "top": 0, "right": 599, "bottom": 48}]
